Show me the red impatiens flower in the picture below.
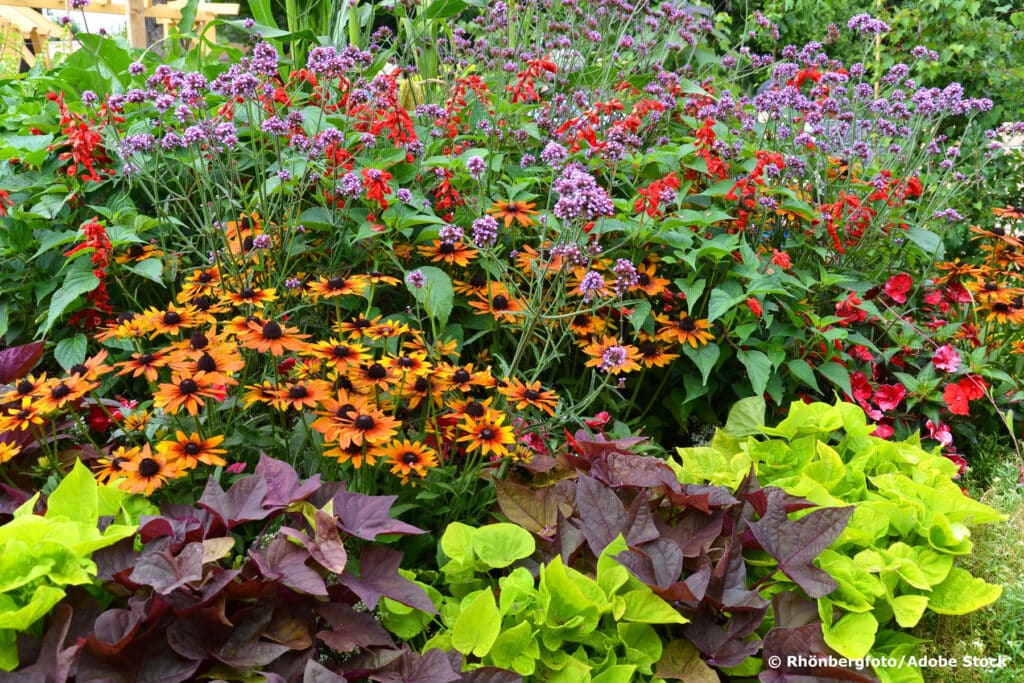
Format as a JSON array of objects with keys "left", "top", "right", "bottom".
[
  {"left": 932, "top": 344, "right": 962, "bottom": 373},
  {"left": 584, "top": 411, "right": 610, "bottom": 429},
  {"left": 925, "top": 419, "right": 953, "bottom": 448},
  {"left": 873, "top": 383, "right": 907, "bottom": 411},
  {"left": 883, "top": 273, "right": 912, "bottom": 304},
  {"left": 835, "top": 293, "right": 866, "bottom": 325},
  {"left": 745, "top": 297, "right": 763, "bottom": 317},
  {"left": 942, "top": 375, "right": 988, "bottom": 416}
]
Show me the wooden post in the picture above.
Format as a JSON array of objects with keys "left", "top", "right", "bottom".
[{"left": 125, "top": 0, "right": 146, "bottom": 47}]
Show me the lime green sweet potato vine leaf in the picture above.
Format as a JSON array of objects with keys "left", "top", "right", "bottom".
[
  {"left": 0, "top": 460, "right": 146, "bottom": 671},
  {"left": 674, "top": 400, "right": 1004, "bottom": 679}
]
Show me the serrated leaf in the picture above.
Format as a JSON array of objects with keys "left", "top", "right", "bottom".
[
  {"left": 787, "top": 359, "right": 821, "bottom": 393},
  {"left": 53, "top": 334, "right": 88, "bottom": 372},
  {"left": 707, "top": 288, "right": 743, "bottom": 323},
  {"left": 125, "top": 258, "right": 164, "bottom": 284},
  {"left": 818, "top": 361, "right": 852, "bottom": 398},
  {"left": 42, "top": 268, "right": 99, "bottom": 335},
  {"left": 682, "top": 343, "right": 720, "bottom": 385},
  {"left": 407, "top": 266, "right": 454, "bottom": 329},
  {"left": 737, "top": 349, "right": 771, "bottom": 396}
]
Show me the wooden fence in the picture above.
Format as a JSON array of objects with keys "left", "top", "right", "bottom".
[{"left": 0, "top": 0, "right": 238, "bottom": 59}]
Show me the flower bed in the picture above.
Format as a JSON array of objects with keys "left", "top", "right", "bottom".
[{"left": 0, "top": 1, "right": 1022, "bottom": 681}]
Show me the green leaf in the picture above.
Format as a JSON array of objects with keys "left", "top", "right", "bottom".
[
  {"left": 820, "top": 603, "right": 877, "bottom": 659},
  {"left": 41, "top": 268, "right": 99, "bottom": 336},
  {"left": 440, "top": 522, "right": 474, "bottom": 566},
  {"left": 629, "top": 300, "right": 652, "bottom": 335},
  {"left": 890, "top": 594, "right": 929, "bottom": 628},
  {"left": 471, "top": 524, "right": 535, "bottom": 569},
  {"left": 125, "top": 258, "right": 164, "bottom": 284},
  {"left": 407, "top": 266, "right": 454, "bottom": 329},
  {"left": 489, "top": 620, "right": 538, "bottom": 675},
  {"left": 451, "top": 589, "right": 501, "bottom": 657},
  {"left": 786, "top": 358, "right": 819, "bottom": 389},
  {"left": 707, "top": 288, "right": 743, "bottom": 323},
  {"left": 425, "top": 0, "right": 468, "bottom": 20},
  {"left": 906, "top": 226, "right": 945, "bottom": 259},
  {"left": 53, "top": 334, "right": 87, "bottom": 372},
  {"left": 619, "top": 590, "right": 687, "bottom": 624},
  {"left": 46, "top": 460, "right": 99, "bottom": 527},
  {"left": 736, "top": 349, "right": 771, "bottom": 397},
  {"left": 725, "top": 396, "right": 766, "bottom": 436},
  {"left": 818, "top": 361, "right": 852, "bottom": 398},
  {"left": 928, "top": 568, "right": 1002, "bottom": 615},
  {"left": 176, "top": 0, "right": 200, "bottom": 33},
  {"left": 682, "top": 343, "right": 720, "bottom": 385}
]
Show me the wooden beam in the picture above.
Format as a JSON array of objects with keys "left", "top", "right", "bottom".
[
  {"left": 0, "top": 0, "right": 239, "bottom": 21},
  {"left": 124, "top": 0, "right": 145, "bottom": 47}
]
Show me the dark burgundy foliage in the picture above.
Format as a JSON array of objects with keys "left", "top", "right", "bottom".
[
  {"left": 497, "top": 441, "right": 863, "bottom": 679},
  {"left": 0, "top": 341, "right": 44, "bottom": 385},
  {"left": 12, "top": 455, "right": 448, "bottom": 681}
]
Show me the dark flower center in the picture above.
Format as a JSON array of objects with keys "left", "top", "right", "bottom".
[
  {"left": 638, "top": 341, "right": 657, "bottom": 356},
  {"left": 337, "top": 376, "right": 354, "bottom": 391},
  {"left": 179, "top": 379, "right": 199, "bottom": 394},
  {"left": 439, "top": 242, "right": 456, "bottom": 254},
  {"left": 138, "top": 458, "right": 161, "bottom": 478},
  {"left": 523, "top": 389, "right": 541, "bottom": 400},
  {"left": 194, "top": 295, "right": 214, "bottom": 311},
  {"left": 184, "top": 443, "right": 201, "bottom": 455},
  {"left": 69, "top": 364, "right": 88, "bottom": 376},
  {"left": 401, "top": 451, "right": 419, "bottom": 465},
  {"left": 327, "top": 276, "right": 345, "bottom": 289},
  {"left": 367, "top": 363, "right": 388, "bottom": 379},
  {"left": 16, "top": 380, "right": 33, "bottom": 395},
  {"left": 197, "top": 353, "right": 217, "bottom": 373},
  {"left": 242, "top": 236, "right": 255, "bottom": 252},
  {"left": 984, "top": 282, "right": 999, "bottom": 292},
  {"left": 678, "top": 317, "right": 697, "bottom": 332},
  {"left": 197, "top": 272, "right": 214, "bottom": 283},
  {"left": 240, "top": 288, "right": 256, "bottom": 299},
  {"left": 336, "top": 403, "right": 356, "bottom": 419},
  {"left": 492, "top": 295, "right": 510, "bottom": 310},
  {"left": 414, "top": 377, "right": 430, "bottom": 392},
  {"left": 354, "top": 415, "right": 375, "bottom": 430},
  {"left": 117, "top": 311, "right": 136, "bottom": 324},
  {"left": 333, "top": 345, "right": 351, "bottom": 358},
  {"left": 638, "top": 273, "right": 651, "bottom": 285},
  {"left": 51, "top": 383, "right": 71, "bottom": 399},
  {"left": 453, "top": 369, "right": 471, "bottom": 384},
  {"left": 240, "top": 216, "right": 252, "bottom": 229},
  {"left": 354, "top": 319, "right": 371, "bottom": 329},
  {"left": 397, "top": 356, "right": 415, "bottom": 368},
  {"left": 139, "top": 353, "right": 155, "bottom": 364},
  {"left": 190, "top": 332, "right": 209, "bottom": 350},
  {"left": 111, "top": 457, "right": 126, "bottom": 471},
  {"left": 993, "top": 302, "right": 1010, "bottom": 313},
  {"left": 288, "top": 386, "right": 309, "bottom": 399},
  {"left": 261, "top": 321, "right": 283, "bottom": 339},
  {"left": 480, "top": 428, "right": 495, "bottom": 440},
  {"left": 572, "top": 314, "right": 590, "bottom": 326},
  {"left": 129, "top": 244, "right": 145, "bottom": 257},
  {"left": 470, "top": 273, "right": 487, "bottom": 287},
  {"left": 163, "top": 311, "right": 181, "bottom": 325},
  {"left": 465, "top": 401, "right": 486, "bottom": 418}
]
